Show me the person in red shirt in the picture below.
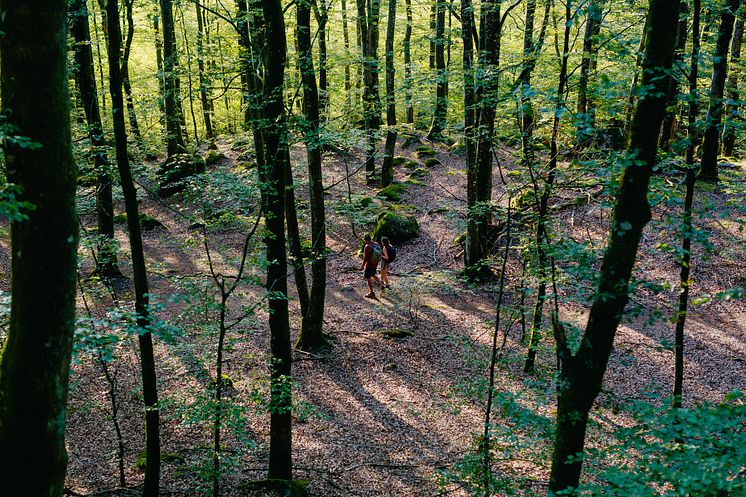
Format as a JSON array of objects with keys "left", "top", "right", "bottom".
[{"left": 360, "top": 234, "right": 384, "bottom": 299}]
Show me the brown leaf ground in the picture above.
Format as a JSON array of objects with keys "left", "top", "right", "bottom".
[{"left": 2, "top": 136, "right": 743, "bottom": 497}]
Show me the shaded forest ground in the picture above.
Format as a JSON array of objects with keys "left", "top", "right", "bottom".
[{"left": 1, "top": 134, "right": 743, "bottom": 496}]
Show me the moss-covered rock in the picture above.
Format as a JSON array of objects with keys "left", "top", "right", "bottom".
[
  {"left": 424, "top": 157, "right": 441, "bottom": 168},
  {"left": 382, "top": 328, "right": 415, "bottom": 339},
  {"left": 372, "top": 211, "right": 419, "bottom": 243},
  {"left": 393, "top": 156, "right": 409, "bottom": 166},
  {"left": 137, "top": 451, "right": 185, "bottom": 470},
  {"left": 415, "top": 145, "right": 437, "bottom": 158},
  {"left": 157, "top": 153, "right": 206, "bottom": 197},
  {"left": 405, "top": 177, "right": 426, "bottom": 186},
  {"left": 378, "top": 182, "right": 408, "bottom": 202},
  {"left": 238, "top": 479, "right": 310, "bottom": 497},
  {"left": 403, "top": 159, "right": 420, "bottom": 169},
  {"left": 453, "top": 230, "right": 467, "bottom": 246},
  {"left": 204, "top": 149, "right": 226, "bottom": 166},
  {"left": 113, "top": 212, "right": 165, "bottom": 231},
  {"left": 235, "top": 161, "right": 257, "bottom": 171},
  {"left": 411, "top": 167, "right": 429, "bottom": 177}
]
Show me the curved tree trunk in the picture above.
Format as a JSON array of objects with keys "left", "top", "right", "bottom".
[
  {"left": 699, "top": 0, "right": 740, "bottom": 182},
  {"left": 0, "top": 2, "right": 78, "bottom": 495},
  {"left": 105, "top": 1, "right": 161, "bottom": 494},
  {"left": 547, "top": 0, "right": 680, "bottom": 492}
]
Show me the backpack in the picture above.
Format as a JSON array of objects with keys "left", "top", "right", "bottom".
[
  {"left": 385, "top": 245, "right": 397, "bottom": 263},
  {"left": 369, "top": 242, "right": 383, "bottom": 266}
]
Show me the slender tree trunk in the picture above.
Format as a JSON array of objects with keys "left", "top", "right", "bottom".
[
  {"left": 547, "top": 0, "right": 680, "bottom": 492},
  {"left": 104, "top": 2, "right": 161, "bottom": 494},
  {"left": 0, "top": 2, "right": 78, "bottom": 495},
  {"left": 659, "top": 2, "right": 689, "bottom": 152},
  {"left": 196, "top": 1, "right": 214, "bottom": 140},
  {"left": 285, "top": 156, "right": 310, "bottom": 321},
  {"left": 404, "top": 0, "right": 414, "bottom": 124},
  {"left": 160, "top": 0, "right": 186, "bottom": 156},
  {"left": 358, "top": 0, "right": 382, "bottom": 183},
  {"left": 122, "top": 0, "right": 143, "bottom": 147},
  {"left": 70, "top": 0, "right": 121, "bottom": 279},
  {"left": 382, "top": 0, "right": 398, "bottom": 186},
  {"left": 262, "top": 0, "right": 293, "bottom": 480},
  {"left": 463, "top": 0, "right": 480, "bottom": 267},
  {"left": 342, "top": 0, "right": 353, "bottom": 111},
  {"left": 430, "top": 0, "right": 437, "bottom": 69},
  {"left": 722, "top": 10, "right": 744, "bottom": 156},
  {"left": 428, "top": 0, "right": 448, "bottom": 139},
  {"left": 296, "top": 0, "right": 329, "bottom": 351},
  {"left": 698, "top": 0, "right": 739, "bottom": 182},
  {"left": 624, "top": 20, "right": 649, "bottom": 138},
  {"left": 575, "top": 0, "right": 603, "bottom": 146},
  {"left": 318, "top": 0, "right": 329, "bottom": 118},
  {"left": 674, "top": 0, "right": 701, "bottom": 409},
  {"left": 153, "top": 0, "right": 166, "bottom": 117},
  {"left": 524, "top": 0, "right": 571, "bottom": 374}
]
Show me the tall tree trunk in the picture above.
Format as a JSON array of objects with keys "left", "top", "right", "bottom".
[
  {"left": 428, "top": 0, "right": 447, "bottom": 139},
  {"left": 659, "top": 2, "right": 689, "bottom": 152},
  {"left": 382, "top": 0, "right": 398, "bottom": 186},
  {"left": 404, "top": 0, "right": 414, "bottom": 124},
  {"left": 523, "top": 0, "right": 571, "bottom": 374},
  {"left": 674, "top": 0, "right": 701, "bottom": 409},
  {"left": 575, "top": 0, "right": 603, "bottom": 146},
  {"left": 285, "top": 156, "right": 310, "bottom": 322},
  {"left": 318, "top": 0, "right": 329, "bottom": 118},
  {"left": 0, "top": 2, "right": 78, "bottom": 495},
  {"left": 518, "top": 0, "right": 551, "bottom": 167},
  {"left": 463, "top": 0, "right": 480, "bottom": 268},
  {"left": 342, "top": 0, "right": 353, "bottom": 111},
  {"left": 196, "top": 1, "right": 214, "bottom": 140},
  {"left": 698, "top": 0, "right": 739, "bottom": 182},
  {"left": 296, "top": 0, "right": 329, "bottom": 351},
  {"left": 153, "top": 0, "right": 166, "bottom": 117},
  {"left": 721, "top": 9, "right": 744, "bottom": 156},
  {"left": 122, "top": 0, "right": 143, "bottom": 148},
  {"left": 104, "top": 1, "right": 161, "bottom": 494},
  {"left": 624, "top": 20, "right": 649, "bottom": 138},
  {"left": 357, "top": 0, "right": 382, "bottom": 183},
  {"left": 262, "top": 0, "right": 293, "bottom": 480},
  {"left": 70, "top": 0, "right": 121, "bottom": 279},
  {"left": 160, "top": 0, "right": 186, "bottom": 156},
  {"left": 547, "top": 0, "right": 680, "bottom": 492}
]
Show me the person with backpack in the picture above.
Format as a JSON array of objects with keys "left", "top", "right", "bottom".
[
  {"left": 380, "top": 237, "right": 396, "bottom": 288},
  {"left": 361, "top": 234, "right": 384, "bottom": 299}
]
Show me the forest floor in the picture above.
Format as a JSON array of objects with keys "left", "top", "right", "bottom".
[{"left": 2, "top": 133, "right": 743, "bottom": 496}]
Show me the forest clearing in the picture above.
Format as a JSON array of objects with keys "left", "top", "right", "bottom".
[{"left": 0, "top": 0, "right": 745, "bottom": 495}]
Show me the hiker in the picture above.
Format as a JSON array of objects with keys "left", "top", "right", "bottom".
[
  {"left": 361, "top": 234, "right": 384, "bottom": 299},
  {"left": 380, "top": 237, "right": 396, "bottom": 288}
]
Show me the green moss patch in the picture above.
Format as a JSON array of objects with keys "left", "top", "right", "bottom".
[
  {"left": 416, "top": 146, "right": 437, "bottom": 158},
  {"left": 204, "top": 149, "right": 226, "bottom": 166},
  {"left": 378, "top": 182, "right": 408, "bottom": 202},
  {"left": 113, "top": 213, "right": 165, "bottom": 231},
  {"left": 382, "top": 328, "right": 415, "bottom": 339},
  {"left": 424, "top": 157, "right": 441, "bottom": 168}
]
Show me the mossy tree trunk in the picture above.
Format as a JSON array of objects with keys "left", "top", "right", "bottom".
[
  {"left": 462, "top": 0, "right": 480, "bottom": 268},
  {"left": 262, "top": 0, "right": 293, "bottom": 480},
  {"left": 659, "top": 3, "right": 689, "bottom": 152},
  {"left": 0, "top": 2, "right": 78, "bottom": 495},
  {"left": 547, "top": 0, "right": 680, "bottom": 492},
  {"left": 296, "top": 0, "right": 329, "bottom": 351},
  {"left": 196, "top": 1, "right": 215, "bottom": 141},
  {"left": 357, "top": 0, "right": 382, "bottom": 183},
  {"left": 70, "top": 0, "right": 121, "bottom": 280},
  {"left": 575, "top": 0, "right": 604, "bottom": 146},
  {"left": 105, "top": 1, "right": 161, "bottom": 494},
  {"left": 698, "top": 0, "right": 739, "bottom": 182},
  {"left": 404, "top": 0, "right": 414, "bottom": 124}
]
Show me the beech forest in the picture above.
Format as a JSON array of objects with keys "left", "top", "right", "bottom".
[{"left": 0, "top": 0, "right": 745, "bottom": 495}]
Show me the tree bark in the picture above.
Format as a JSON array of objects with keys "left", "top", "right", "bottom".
[
  {"left": 122, "top": 0, "right": 143, "bottom": 147},
  {"left": 382, "top": 0, "right": 398, "bottom": 187},
  {"left": 698, "top": 0, "right": 739, "bottom": 182},
  {"left": 357, "top": 0, "right": 382, "bottom": 183},
  {"left": 547, "top": 0, "right": 680, "bottom": 492},
  {"left": 318, "top": 0, "right": 329, "bottom": 118},
  {"left": 658, "top": 2, "right": 689, "bottom": 152},
  {"left": 0, "top": 2, "right": 78, "bottom": 495},
  {"left": 196, "top": 1, "right": 215, "bottom": 140},
  {"left": 462, "top": 0, "right": 480, "bottom": 268},
  {"left": 722, "top": 9, "right": 744, "bottom": 156},
  {"left": 404, "top": 0, "right": 414, "bottom": 124},
  {"left": 575, "top": 0, "right": 604, "bottom": 146},
  {"left": 262, "top": 0, "right": 293, "bottom": 480},
  {"left": 104, "top": 1, "right": 161, "bottom": 494},
  {"left": 296, "top": 0, "right": 329, "bottom": 351}
]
